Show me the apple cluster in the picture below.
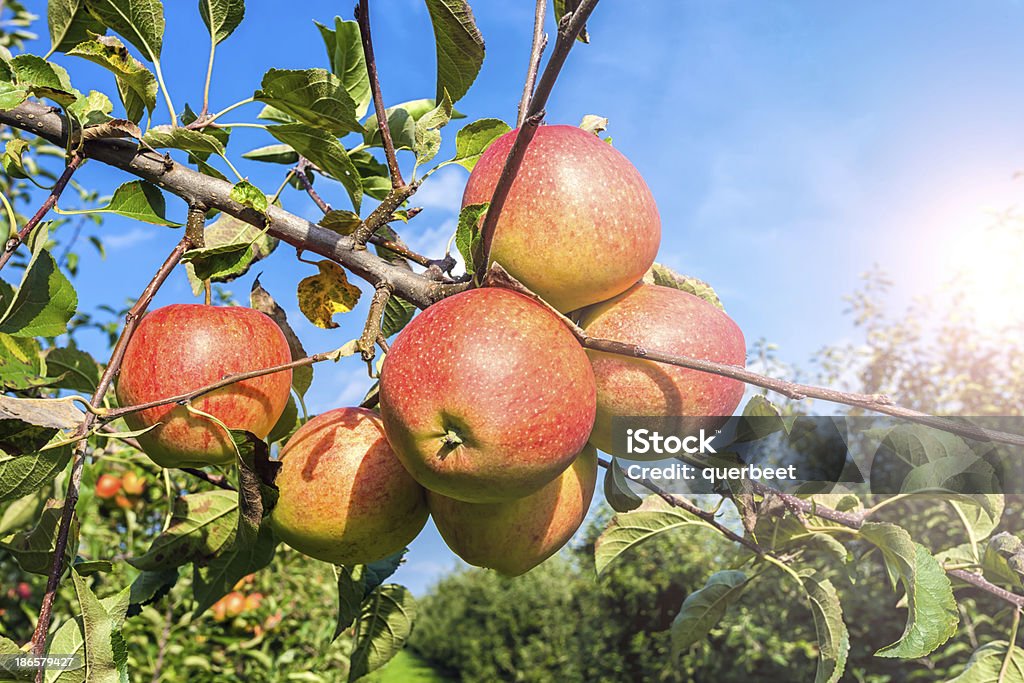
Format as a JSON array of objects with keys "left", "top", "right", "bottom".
[{"left": 113, "top": 124, "right": 747, "bottom": 578}]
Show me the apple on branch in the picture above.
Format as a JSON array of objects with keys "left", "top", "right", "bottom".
[
  {"left": 271, "top": 407, "right": 429, "bottom": 566},
  {"left": 115, "top": 304, "right": 293, "bottom": 468},
  {"left": 429, "top": 444, "right": 598, "bottom": 576},
  {"left": 379, "top": 287, "right": 597, "bottom": 503},
  {"left": 463, "top": 124, "right": 661, "bottom": 313}
]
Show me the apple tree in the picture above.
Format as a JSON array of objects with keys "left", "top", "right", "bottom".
[{"left": 0, "top": 1, "right": 1022, "bottom": 681}]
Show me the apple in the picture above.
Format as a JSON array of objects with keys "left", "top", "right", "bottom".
[
  {"left": 580, "top": 283, "right": 746, "bottom": 458},
  {"left": 462, "top": 125, "right": 661, "bottom": 312},
  {"left": 429, "top": 444, "right": 597, "bottom": 576},
  {"left": 244, "top": 593, "right": 263, "bottom": 611},
  {"left": 121, "top": 471, "right": 145, "bottom": 496},
  {"left": 115, "top": 304, "right": 293, "bottom": 468},
  {"left": 271, "top": 407, "right": 428, "bottom": 565},
  {"left": 223, "top": 591, "right": 246, "bottom": 618},
  {"left": 379, "top": 287, "right": 596, "bottom": 503},
  {"left": 94, "top": 474, "right": 121, "bottom": 499}
]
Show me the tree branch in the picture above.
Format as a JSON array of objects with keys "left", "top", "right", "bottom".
[
  {"left": 30, "top": 235, "right": 194, "bottom": 677},
  {"left": 356, "top": 0, "right": 403, "bottom": 189},
  {"left": 0, "top": 102, "right": 468, "bottom": 309},
  {"left": 358, "top": 282, "right": 392, "bottom": 361},
  {"left": 476, "top": 0, "right": 600, "bottom": 280},
  {"left": 0, "top": 153, "right": 83, "bottom": 272},
  {"left": 295, "top": 157, "right": 331, "bottom": 213},
  {"left": 517, "top": 0, "right": 548, "bottom": 127}
]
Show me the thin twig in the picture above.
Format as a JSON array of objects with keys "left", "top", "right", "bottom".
[
  {"left": 179, "top": 467, "right": 234, "bottom": 491},
  {"left": 517, "top": 0, "right": 548, "bottom": 127},
  {"left": 0, "top": 154, "right": 83, "bottom": 272},
  {"left": 358, "top": 282, "right": 393, "bottom": 361},
  {"left": 356, "top": 0, "right": 403, "bottom": 189},
  {"left": 295, "top": 158, "right": 331, "bottom": 213},
  {"left": 149, "top": 603, "right": 174, "bottom": 683},
  {"left": 29, "top": 235, "right": 194, "bottom": 677},
  {"left": 476, "top": 0, "right": 600, "bottom": 280}
]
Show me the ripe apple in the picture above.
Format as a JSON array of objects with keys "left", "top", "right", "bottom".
[
  {"left": 94, "top": 474, "right": 121, "bottom": 499},
  {"left": 223, "top": 591, "right": 246, "bottom": 618},
  {"left": 379, "top": 287, "right": 596, "bottom": 503},
  {"left": 121, "top": 471, "right": 145, "bottom": 496},
  {"left": 271, "top": 407, "right": 428, "bottom": 565},
  {"left": 462, "top": 125, "right": 661, "bottom": 312},
  {"left": 115, "top": 304, "right": 293, "bottom": 468},
  {"left": 580, "top": 284, "right": 746, "bottom": 459},
  {"left": 429, "top": 444, "right": 598, "bottom": 576}
]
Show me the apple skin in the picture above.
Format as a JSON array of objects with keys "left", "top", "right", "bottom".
[
  {"left": 428, "top": 444, "right": 597, "bottom": 576},
  {"left": 462, "top": 125, "right": 661, "bottom": 313},
  {"left": 271, "top": 407, "right": 428, "bottom": 566},
  {"left": 94, "top": 474, "right": 121, "bottom": 499},
  {"left": 115, "top": 304, "right": 293, "bottom": 468},
  {"left": 580, "top": 284, "right": 746, "bottom": 459},
  {"left": 379, "top": 287, "right": 596, "bottom": 503}
]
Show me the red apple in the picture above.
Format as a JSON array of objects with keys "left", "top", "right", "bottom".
[
  {"left": 223, "top": 591, "right": 246, "bottom": 618},
  {"left": 462, "top": 125, "right": 661, "bottom": 312},
  {"left": 115, "top": 304, "right": 293, "bottom": 468},
  {"left": 271, "top": 407, "right": 428, "bottom": 565},
  {"left": 429, "top": 444, "right": 597, "bottom": 576},
  {"left": 94, "top": 474, "right": 122, "bottom": 499},
  {"left": 580, "top": 284, "right": 746, "bottom": 458},
  {"left": 379, "top": 287, "right": 596, "bottom": 503}
]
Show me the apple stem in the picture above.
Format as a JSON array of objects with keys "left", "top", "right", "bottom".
[{"left": 440, "top": 429, "right": 464, "bottom": 456}]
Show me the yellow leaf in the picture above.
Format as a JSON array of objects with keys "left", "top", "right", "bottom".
[{"left": 297, "top": 261, "right": 362, "bottom": 329}]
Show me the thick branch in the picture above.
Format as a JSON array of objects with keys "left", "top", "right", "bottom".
[
  {"left": 477, "top": 0, "right": 600, "bottom": 279},
  {"left": 517, "top": 0, "right": 548, "bottom": 127},
  {"left": 30, "top": 235, "right": 193, "bottom": 676},
  {"left": 0, "top": 102, "right": 467, "bottom": 309},
  {"left": 358, "top": 282, "right": 392, "bottom": 361},
  {"left": 0, "top": 153, "right": 83, "bottom": 271},
  {"left": 356, "top": 0, "right": 403, "bottom": 189}
]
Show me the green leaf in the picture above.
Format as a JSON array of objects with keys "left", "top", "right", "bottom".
[
  {"left": 423, "top": 0, "right": 484, "bottom": 104},
  {"left": 381, "top": 296, "right": 416, "bottom": 339},
  {"left": 49, "top": 0, "right": 108, "bottom": 54},
  {"left": 412, "top": 89, "right": 454, "bottom": 166},
  {"left": 454, "top": 201, "right": 487, "bottom": 274},
  {"left": 84, "top": 0, "right": 166, "bottom": 61},
  {"left": 0, "top": 499, "right": 78, "bottom": 574},
  {"left": 603, "top": 457, "right": 642, "bottom": 513},
  {"left": 70, "top": 568, "right": 130, "bottom": 683},
  {"left": 948, "top": 641, "right": 1024, "bottom": 682},
  {"left": 128, "top": 490, "right": 238, "bottom": 570},
  {"left": 0, "top": 634, "right": 31, "bottom": 681},
  {"left": 229, "top": 179, "right": 267, "bottom": 214},
  {"left": 126, "top": 567, "right": 178, "bottom": 616},
  {"left": 266, "top": 393, "right": 298, "bottom": 445},
  {"left": 860, "top": 522, "right": 959, "bottom": 658},
  {"left": 594, "top": 496, "right": 714, "bottom": 576},
  {"left": 0, "top": 446, "right": 73, "bottom": 503},
  {"left": 642, "top": 262, "right": 724, "bottom": 310},
  {"left": 231, "top": 429, "right": 278, "bottom": 539},
  {"left": 0, "top": 396, "right": 85, "bottom": 431},
  {"left": 199, "top": 0, "right": 245, "bottom": 45},
  {"left": 0, "top": 487, "right": 48, "bottom": 535},
  {"left": 191, "top": 520, "right": 276, "bottom": 616},
  {"left": 351, "top": 150, "right": 390, "bottom": 200},
  {"left": 333, "top": 564, "right": 366, "bottom": 640},
  {"left": 3, "top": 138, "right": 31, "bottom": 179},
  {"left": 249, "top": 279, "right": 312, "bottom": 400},
  {"left": 982, "top": 532, "right": 1024, "bottom": 588},
  {"left": 67, "top": 36, "right": 157, "bottom": 121},
  {"left": 56, "top": 180, "right": 181, "bottom": 226},
  {"left": 319, "top": 209, "right": 361, "bottom": 236},
  {"left": 44, "top": 347, "right": 100, "bottom": 393},
  {"left": 9, "top": 55, "right": 77, "bottom": 107},
  {"left": 183, "top": 212, "right": 276, "bottom": 285},
  {"left": 348, "top": 584, "right": 416, "bottom": 681},
  {"left": 0, "top": 334, "right": 60, "bottom": 391},
  {"left": 953, "top": 494, "right": 1004, "bottom": 543},
  {"left": 143, "top": 125, "right": 226, "bottom": 158},
  {"left": 362, "top": 98, "right": 466, "bottom": 150},
  {"left": 670, "top": 570, "right": 747, "bottom": 656},
  {"left": 241, "top": 143, "right": 298, "bottom": 165},
  {"left": 68, "top": 90, "right": 115, "bottom": 127},
  {"left": 73, "top": 559, "right": 114, "bottom": 576},
  {"left": 803, "top": 572, "right": 849, "bottom": 683},
  {"left": 0, "top": 81, "right": 28, "bottom": 111},
  {"left": 315, "top": 18, "right": 370, "bottom": 119},
  {"left": 253, "top": 68, "right": 363, "bottom": 137},
  {"left": 362, "top": 550, "right": 407, "bottom": 593},
  {"left": 0, "top": 227, "right": 77, "bottom": 338},
  {"left": 441, "top": 117, "right": 510, "bottom": 171},
  {"left": 267, "top": 124, "right": 362, "bottom": 212}
]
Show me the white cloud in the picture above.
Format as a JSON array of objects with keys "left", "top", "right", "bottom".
[
  {"left": 413, "top": 167, "right": 467, "bottom": 212},
  {"left": 104, "top": 227, "right": 151, "bottom": 250}
]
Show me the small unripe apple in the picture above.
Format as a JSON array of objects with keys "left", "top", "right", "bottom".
[
  {"left": 379, "top": 287, "right": 596, "bottom": 503},
  {"left": 115, "top": 304, "right": 293, "bottom": 468},
  {"left": 429, "top": 444, "right": 597, "bottom": 576},
  {"left": 580, "top": 284, "right": 746, "bottom": 458},
  {"left": 271, "top": 407, "right": 428, "bottom": 565},
  {"left": 462, "top": 125, "right": 661, "bottom": 312},
  {"left": 121, "top": 471, "right": 145, "bottom": 496},
  {"left": 94, "top": 474, "right": 122, "bottom": 499}
]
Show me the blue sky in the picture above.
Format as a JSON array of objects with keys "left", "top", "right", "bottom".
[{"left": 15, "top": 1, "right": 1024, "bottom": 593}]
